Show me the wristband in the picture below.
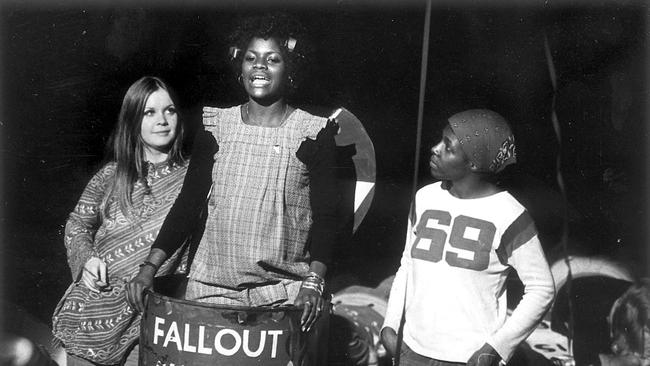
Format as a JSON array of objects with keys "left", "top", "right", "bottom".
[{"left": 139, "top": 260, "right": 159, "bottom": 271}]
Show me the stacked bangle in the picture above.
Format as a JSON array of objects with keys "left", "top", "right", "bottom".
[{"left": 300, "top": 271, "right": 325, "bottom": 296}]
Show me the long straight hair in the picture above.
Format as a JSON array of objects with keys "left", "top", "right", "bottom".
[{"left": 101, "top": 76, "right": 185, "bottom": 220}]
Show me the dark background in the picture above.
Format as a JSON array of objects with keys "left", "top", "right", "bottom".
[{"left": 1, "top": 0, "right": 648, "bottom": 349}]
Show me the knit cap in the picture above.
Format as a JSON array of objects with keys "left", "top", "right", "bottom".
[{"left": 448, "top": 109, "right": 516, "bottom": 173}]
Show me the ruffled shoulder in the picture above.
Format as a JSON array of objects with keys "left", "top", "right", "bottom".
[
  {"left": 293, "top": 108, "right": 329, "bottom": 140},
  {"left": 203, "top": 105, "right": 240, "bottom": 127}
]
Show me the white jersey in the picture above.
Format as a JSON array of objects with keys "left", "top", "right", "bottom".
[{"left": 382, "top": 182, "right": 554, "bottom": 362}]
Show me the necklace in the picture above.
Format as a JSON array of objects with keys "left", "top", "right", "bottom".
[{"left": 246, "top": 103, "right": 289, "bottom": 126}]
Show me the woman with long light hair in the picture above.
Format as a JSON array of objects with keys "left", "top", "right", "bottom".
[{"left": 52, "top": 76, "right": 189, "bottom": 366}]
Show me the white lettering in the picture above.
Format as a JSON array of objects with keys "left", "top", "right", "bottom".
[
  {"left": 242, "top": 330, "right": 266, "bottom": 357},
  {"left": 267, "top": 330, "right": 283, "bottom": 358},
  {"left": 153, "top": 319, "right": 286, "bottom": 359},
  {"left": 214, "top": 329, "right": 241, "bottom": 356},
  {"left": 183, "top": 324, "right": 197, "bottom": 353},
  {"left": 154, "top": 317, "right": 165, "bottom": 345},
  {"left": 197, "top": 326, "right": 212, "bottom": 355},
  {"left": 163, "top": 321, "right": 183, "bottom": 351}
]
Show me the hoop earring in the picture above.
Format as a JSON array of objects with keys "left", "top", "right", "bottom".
[
  {"left": 288, "top": 76, "right": 295, "bottom": 88},
  {"left": 238, "top": 74, "right": 243, "bottom": 85}
]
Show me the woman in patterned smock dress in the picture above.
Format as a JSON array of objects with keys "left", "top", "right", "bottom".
[
  {"left": 127, "top": 13, "right": 339, "bottom": 334},
  {"left": 52, "top": 76, "right": 189, "bottom": 366}
]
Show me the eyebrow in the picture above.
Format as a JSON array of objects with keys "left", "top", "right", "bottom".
[
  {"left": 246, "top": 49, "right": 282, "bottom": 56},
  {"left": 144, "top": 103, "right": 175, "bottom": 110}
]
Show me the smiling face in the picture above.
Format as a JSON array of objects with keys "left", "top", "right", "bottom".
[
  {"left": 429, "top": 125, "right": 473, "bottom": 181},
  {"left": 140, "top": 89, "right": 178, "bottom": 159},
  {"left": 241, "top": 37, "right": 288, "bottom": 102}
]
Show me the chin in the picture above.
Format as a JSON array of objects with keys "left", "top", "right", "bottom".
[
  {"left": 248, "top": 89, "right": 265, "bottom": 97},
  {"left": 429, "top": 169, "right": 444, "bottom": 180},
  {"left": 251, "top": 93, "right": 281, "bottom": 103},
  {"left": 154, "top": 141, "right": 174, "bottom": 150},
  {"left": 149, "top": 141, "right": 174, "bottom": 152}
]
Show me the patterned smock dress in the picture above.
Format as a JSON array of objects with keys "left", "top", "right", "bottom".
[{"left": 52, "top": 160, "right": 188, "bottom": 364}]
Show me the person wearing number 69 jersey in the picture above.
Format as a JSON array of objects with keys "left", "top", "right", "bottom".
[{"left": 381, "top": 109, "right": 555, "bottom": 366}]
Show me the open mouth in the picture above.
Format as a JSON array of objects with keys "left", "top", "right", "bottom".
[{"left": 250, "top": 74, "right": 270, "bottom": 86}]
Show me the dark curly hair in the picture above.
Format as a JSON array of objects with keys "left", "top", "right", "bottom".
[{"left": 227, "top": 12, "right": 311, "bottom": 93}]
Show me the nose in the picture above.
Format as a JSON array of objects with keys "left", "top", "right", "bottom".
[
  {"left": 431, "top": 142, "right": 442, "bottom": 156},
  {"left": 157, "top": 113, "right": 169, "bottom": 126},
  {"left": 253, "top": 58, "right": 267, "bottom": 69}
]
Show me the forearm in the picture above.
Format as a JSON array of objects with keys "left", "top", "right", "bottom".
[
  {"left": 64, "top": 170, "right": 107, "bottom": 279},
  {"left": 382, "top": 265, "right": 408, "bottom": 332},
  {"left": 64, "top": 230, "right": 97, "bottom": 281},
  {"left": 308, "top": 260, "right": 327, "bottom": 279},
  {"left": 488, "top": 279, "right": 554, "bottom": 360},
  {"left": 488, "top": 242, "right": 555, "bottom": 360},
  {"left": 383, "top": 219, "right": 415, "bottom": 332},
  {"left": 128, "top": 248, "right": 167, "bottom": 312},
  {"left": 143, "top": 248, "right": 169, "bottom": 271},
  {"left": 308, "top": 215, "right": 336, "bottom": 266}
]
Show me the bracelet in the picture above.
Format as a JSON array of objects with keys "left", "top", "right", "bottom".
[
  {"left": 301, "top": 280, "right": 323, "bottom": 291},
  {"left": 300, "top": 282, "right": 323, "bottom": 297},
  {"left": 303, "top": 273, "right": 325, "bottom": 285},
  {"left": 300, "top": 276, "right": 325, "bottom": 296},
  {"left": 139, "top": 260, "right": 159, "bottom": 271},
  {"left": 306, "top": 271, "right": 324, "bottom": 282}
]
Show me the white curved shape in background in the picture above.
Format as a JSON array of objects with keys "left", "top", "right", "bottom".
[
  {"left": 524, "top": 256, "right": 635, "bottom": 362},
  {"left": 550, "top": 256, "right": 634, "bottom": 292},
  {"left": 333, "top": 107, "right": 376, "bottom": 233}
]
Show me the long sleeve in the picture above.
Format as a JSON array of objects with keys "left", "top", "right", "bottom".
[
  {"left": 296, "top": 120, "right": 339, "bottom": 267},
  {"left": 487, "top": 234, "right": 555, "bottom": 361},
  {"left": 151, "top": 128, "right": 217, "bottom": 256},
  {"left": 64, "top": 163, "right": 114, "bottom": 280},
  {"left": 382, "top": 203, "right": 416, "bottom": 332}
]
